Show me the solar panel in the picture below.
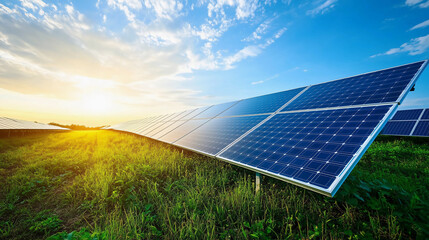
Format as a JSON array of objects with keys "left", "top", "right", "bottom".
[
  {"left": 413, "top": 121, "right": 429, "bottom": 136},
  {"left": 175, "top": 115, "right": 269, "bottom": 156},
  {"left": 218, "top": 105, "right": 392, "bottom": 192},
  {"left": 181, "top": 106, "right": 212, "bottom": 120},
  {"left": 0, "top": 117, "right": 69, "bottom": 130},
  {"left": 421, "top": 109, "right": 429, "bottom": 120},
  {"left": 193, "top": 101, "right": 239, "bottom": 119},
  {"left": 149, "top": 107, "right": 211, "bottom": 138},
  {"left": 217, "top": 87, "right": 305, "bottom": 117},
  {"left": 391, "top": 109, "right": 423, "bottom": 120},
  {"left": 159, "top": 119, "right": 210, "bottom": 143},
  {"left": 109, "top": 60, "right": 427, "bottom": 196},
  {"left": 152, "top": 120, "right": 188, "bottom": 140},
  {"left": 381, "top": 108, "right": 429, "bottom": 137},
  {"left": 380, "top": 121, "right": 417, "bottom": 136},
  {"left": 283, "top": 61, "right": 425, "bottom": 111}
]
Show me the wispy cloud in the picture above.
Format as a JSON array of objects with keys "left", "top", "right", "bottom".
[
  {"left": 251, "top": 74, "right": 280, "bottom": 85},
  {"left": 251, "top": 80, "right": 264, "bottom": 85},
  {"left": 405, "top": 0, "right": 429, "bottom": 8},
  {"left": 224, "top": 28, "right": 287, "bottom": 69},
  {"left": 243, "top": 18, "right": 273, "bottom": 42},
  {"left": 307, "top": 0, "right": 337, "bottom": 16},
  {"left": 0, "top": 0, "right": 287, "bottom": 125},
  {"left": 371, "top": 34, "right": 429, "bottom": 57},
  {"left": 410, "top": 19, "right": 429, "bottom": 30},
  {"left": 401, "top": 97, "right": 429, "bottom": 107}
]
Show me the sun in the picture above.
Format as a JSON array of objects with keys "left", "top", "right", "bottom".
[{"left": 81, "top": 92, "right": 111, "bottom": 114}]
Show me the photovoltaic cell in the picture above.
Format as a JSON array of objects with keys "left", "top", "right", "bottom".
[
  {"left": 283, "top": 61, "right": 425, "bottom": 111},
  {"left": 391, "top": 109, "right": 423, "bottom": 120},
  {"left": 175, "top": 115, "right": 269, "bottom": 155},
  {"left": 159, "top": 119, "right": 210, "bottom": 143},
  {"left": 219, "top": 105, "right": 392, "bottom": 190},
  {"left": 153, "top": 120, "right": 188, "bottom": 140},
  {"left": 413, "top": 121, "right": 429, "bottom": 136},
  {"left": 182, "top": 106, "right": 211, "bottom": 120},
  {"left": 381, "top": 108, "right": 429, "bottom": 137},
  {"left": 193, "top": 101, "right": 239, "bottom": 119},
  {"left": 382, "top": 121, "right": 416, "bottom": 136},
  {"left": 421, "top": 109, "right": 429, "bottom": 120},
  {"left": 217, "top": 87, "right": 305, "bottom": 117}
]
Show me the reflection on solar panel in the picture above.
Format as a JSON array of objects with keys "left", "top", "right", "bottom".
[
  {"left": 109, "top": 60, "right": 427, "bottom": 196},
  {"left": 218, "top": 87, "right": 305, "bottom": 117},
  {"left": 382, "top": 108, "right": 429, "bottom": 137},
  {"left": 175, "top": 115, "right": 269, "bottom": 155},
  {"left": 0, "top": 117, "right": 69, "bottom": 130}
]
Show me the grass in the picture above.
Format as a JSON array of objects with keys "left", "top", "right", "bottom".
[{"left": 0, "top": 131, "right": 428, "bottom": 239}]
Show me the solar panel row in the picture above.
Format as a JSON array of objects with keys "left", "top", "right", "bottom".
[
  {"left": 0, "top": 117, "right": 69, "bottom": 130},
  {"left": 381, "top": 108, "right": 429, "bottom": 137},
  {"left": 109, "top": 60, "right": 427, "bottom": 196}
]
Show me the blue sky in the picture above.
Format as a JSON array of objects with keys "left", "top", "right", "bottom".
[{"left": 0, "top": 0, "right": 428, "bottom": 126}]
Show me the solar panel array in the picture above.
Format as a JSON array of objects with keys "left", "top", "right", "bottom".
[
  {"left": 381, "top": 108, "right": 429, "bottom": 137},
  {"left": 0, "top": 117, "right": 69, "bottom": 130},
  {"left": 109, "top": 60, "right": 427, "bottom": 197}
]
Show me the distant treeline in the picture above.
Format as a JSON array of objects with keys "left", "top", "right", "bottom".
[{"left": 49, "top": 123, "right": 108, "bottom": 130}]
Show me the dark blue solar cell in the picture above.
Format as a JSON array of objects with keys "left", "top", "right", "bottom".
[
  {"left": 421, "top": 109, "right": 429, "bottom": 120},
  {"left": 174, "top": 115, "right": 268, "bottom": 155},
  {"left": 282, "top": 61, "right": 425, "bottom": 111},
  {"left": 391, "top": 109, "right": 423, "bottom": 120},
  {"left": 382, "top": 121, "right": 416, "bottom": 136},
  {"left": 310, "top": 174, "right": 336, "bottom": 189},
  {"left": 218, "top": 87, "right": 305, "bottom": 117},
  {"left": 295, "top": 170, "right": 316, "bottom": 182},
  {"left": 412, "top": 121, "right": 429, "bottom": 136},
  {"left": 219, "top": 105, "right": 391, "bottom": 190},
  {"left": 320, "top": 163, "right": 344, "bottom": 176},
  {"left": 193, "top": 101, "right": 239, "bottom": 119}
]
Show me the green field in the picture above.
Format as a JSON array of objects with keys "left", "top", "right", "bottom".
[{"left": 0, "top": 131, "right": 428, "bottom": 239}]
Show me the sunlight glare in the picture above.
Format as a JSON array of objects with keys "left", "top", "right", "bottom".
[{"left": 81, "top": 92, "right": 111, "bottom": 114}]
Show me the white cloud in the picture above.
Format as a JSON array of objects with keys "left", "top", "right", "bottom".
[
  {"left": 371, "top": 34, "right": 429, "bottom": 57},
  {"left": 143, "top": 0, "right": 184, "bottom": 20},
  {"left": 307, "top": 0, "right": 337, "bottom": 16},
  {"left": 193, "top": 21, "right": 232, "bottom": 42},
  {"left": 405, "top": 0, "right": 429, "bottom": 7},
  {"left": 0, "top": 4, "right": 15, "bottom": 14},
  {"left": 1, "top": 0, "right": 286, "bottom": 124},
  {"left": 421, "top": 1, "right": 429, "bottom": 7},
  {"left": 243, "top": 19, "right": 273, "bottom": 42},
  {"left": 208, "top": 0, "right": 260, "bottom": 20},
  {"left": 224, "top": 45, "right": 262, "bottom": 69},
  {"left": 66, "top": 5, "right": 74, "bottom": 15},
  {"left": 251, "top": 80, "right": 264, "bottom": 85},
  {"left": 406, "top": 0, "right": 423, "bottom": 5},
  {"left": 251, "top": 73, "right": 279, "bottom": 85},
  {"left": 19, "top": 0, "right": 47, "bottom": 11},
  {"left": 107, "top": 0, "right": 140, "bottom": 24},
  {"left": 108, "top": 0, "right": 142, "bottom": 10},
  {"left": 224, "top": 28, "right": 286, "bottom": 69},
  {"left": 411, "top": 19, "right": 429, "bottom": 30}
]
